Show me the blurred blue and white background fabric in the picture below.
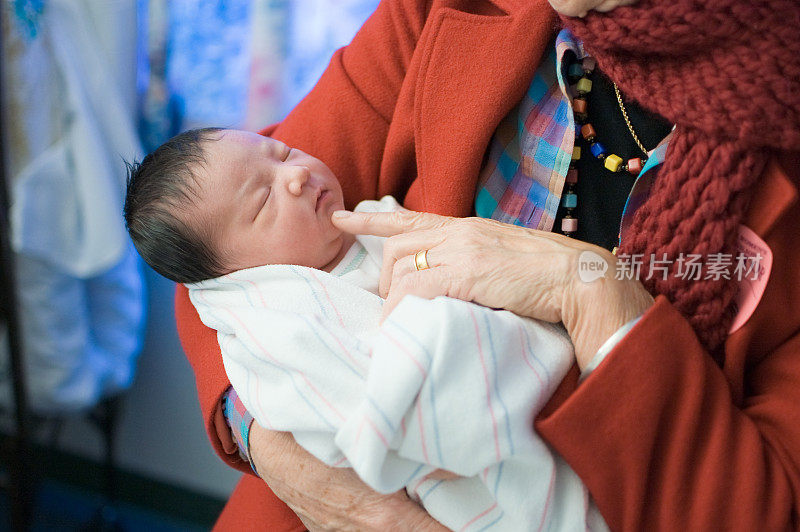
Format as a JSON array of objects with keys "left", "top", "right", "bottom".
[
  {"left": 1, "top": 0, "right": 145, "bottom": 413},
  {"left": 138, "top": 0, "right": 380, "bottom": 149}
]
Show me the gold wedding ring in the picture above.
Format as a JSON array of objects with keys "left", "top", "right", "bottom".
[{"left": 414, "top": 249, "right": 430, "bottom": 271}]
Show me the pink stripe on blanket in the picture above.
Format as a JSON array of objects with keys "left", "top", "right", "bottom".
[
  {"left": 459, "top": 502, "right": 498, "bottom": 532},
  {"left": 517, "top": 323, "right": 545, "bottom": 386},
  {"left": 416, "top": 399, "right": 430, "bottom": 463},
  {"left": 309, "top": 269, "right": 346, "bottom": 327},
  {"left": 380, "top": 329, "right": 427, "bottom": 377},
  {"left": 468, "top": 306, "right": 502, "bottom": 462}
]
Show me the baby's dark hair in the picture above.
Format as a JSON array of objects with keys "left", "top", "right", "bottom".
[{"left": 124, "top": 127, "right": 226, "bottom": 284}]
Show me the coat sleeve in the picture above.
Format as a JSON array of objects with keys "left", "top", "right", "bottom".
[
  {"left": 175, "top": 0, "right": 432, "bottom": 471},
  {"left": 537, "top": 294, "right": 800, "bottom": 531}
]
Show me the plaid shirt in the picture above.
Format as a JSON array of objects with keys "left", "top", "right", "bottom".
[
  {"left": 474, "top": 30, "right": 586, "bottom": 231},
  {"left": 223, "top": 29, "right": 669, "bottom": 469}
]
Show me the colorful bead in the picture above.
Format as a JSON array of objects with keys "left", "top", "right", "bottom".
[
  {"left": 627, "top": 157, "right": 643, "bottom": 175},
  {"left": 561, "top": 216, "right": 578, "bottom": 233},
  {"left": 590, "top": 142, "right": 607, "bottom": 158},
  {"left": 604, "top": 154, "right": 624, "bottom": 172},
  {"left": 560, "top": 55, "right": 643, "bottom": 239},
  {"left": 566, "top": 168, "right": 578, "bottom": 184},
  {"left": 573, "top": 98, "right": 588, "bottom": 116}
]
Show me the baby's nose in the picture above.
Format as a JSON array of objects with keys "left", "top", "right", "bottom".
[{"left": 283, "top": 165, "right": 310, "bottom": 196}]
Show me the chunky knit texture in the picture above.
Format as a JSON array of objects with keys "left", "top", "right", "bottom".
[{"left": 563, "top": 0, "right": 800, "bottom": 354}]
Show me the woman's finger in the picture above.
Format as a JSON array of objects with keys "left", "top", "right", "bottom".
[
  {"left": 331, "top": 209, "right": 454, "bottom": 237},
  {"left": 382, "top": 250, "right": 442, "bottom": 299},
  {"left": 380, "top": 230, "right": 445, "bottom": 297},
  {"left": 381, "top": 254, "right": 414, "bottom": 299}
]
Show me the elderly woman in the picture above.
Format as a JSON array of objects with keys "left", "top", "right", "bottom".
[{"left": 175, "top": 0, "right": 800, "bottom": 529}]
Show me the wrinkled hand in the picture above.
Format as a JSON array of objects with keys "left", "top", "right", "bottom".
[
  {"left": 249, "top": 424, "right": 448, "bottom": 532},
  {"left": 331, "top": 209, "right": 653, "bottom": 369}
]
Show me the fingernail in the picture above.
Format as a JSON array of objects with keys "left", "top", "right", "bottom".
[{"left": 332, "top": 210, "right": 352, "bottom": 218}]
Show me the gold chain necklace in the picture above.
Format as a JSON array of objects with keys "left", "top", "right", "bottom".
[{"left": 613, "top": 82, "right": 649, "bottom": 157}]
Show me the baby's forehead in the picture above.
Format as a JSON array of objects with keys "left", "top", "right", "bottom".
[
  {"left": 173, "top": 151, "right": 226, "bottom": 213},
  {"left": 202, "top": 130, "right": 271, "bottom": 165},
  {"left": 194, "top": 137, "right": 236, "bottom": 179},
  {"left": 188, "top": 143, "right": 249, "bottom": 210}
]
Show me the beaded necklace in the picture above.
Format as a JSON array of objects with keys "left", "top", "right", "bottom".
[{"left": 560, "top": 56, "right": 649, "bottom": 238}]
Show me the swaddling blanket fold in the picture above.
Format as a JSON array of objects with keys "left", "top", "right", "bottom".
[{"left": 188, "top": 265, "right": 605, "bottom": 530}]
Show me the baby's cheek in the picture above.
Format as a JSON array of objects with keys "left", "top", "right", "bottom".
[
  {"left": 593, "top": 0, "right": 638, "bottom": 12},
  {"left": 548, "top": 0, "right": 635, "bottom": 16},
  {"left": 547, "top": 0, "right": 596, "bottom": 17}
]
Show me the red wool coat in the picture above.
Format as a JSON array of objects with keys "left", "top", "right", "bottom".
[{"left": 174, "top": 0, "right": 800, "bottom": 529}]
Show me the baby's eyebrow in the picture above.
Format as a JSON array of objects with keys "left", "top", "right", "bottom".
[
  {"left": 261, "top": 138, "right": 281, "bottom": 155},
  {"left": 269, "top": 140, "right": 291, "bottom": 161}
]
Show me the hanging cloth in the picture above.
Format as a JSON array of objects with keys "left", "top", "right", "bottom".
[{"left": 7, "top": 0, "right": 142, "bottom": 277}]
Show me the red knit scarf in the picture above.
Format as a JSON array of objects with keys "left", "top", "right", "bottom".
[{"left": 561, "top": 0, "right": 800, "bottom": 355}]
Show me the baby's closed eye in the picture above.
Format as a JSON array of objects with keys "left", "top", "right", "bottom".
[{"left": 253, "top": 186, "right": 271, "bottom": 222}]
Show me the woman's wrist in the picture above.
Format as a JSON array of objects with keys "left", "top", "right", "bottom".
[{"left": 563, "top": 263, "right": 654, "bottom": 370}]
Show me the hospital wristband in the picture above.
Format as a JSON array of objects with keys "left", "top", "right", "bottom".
[{"left": 222, "top": 386, "right": 259, "bottom": 477}]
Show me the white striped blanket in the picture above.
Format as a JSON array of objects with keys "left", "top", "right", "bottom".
[{"left": 188, "top": 262, "right": 608, "bottom": 531}]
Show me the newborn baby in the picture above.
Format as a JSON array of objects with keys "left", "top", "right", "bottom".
[
  {"left": 124, "top": 128, "right": 354, "bottom": 284},
  {"left": 124, "top": 128, "right": 608, "bottom": 531}
]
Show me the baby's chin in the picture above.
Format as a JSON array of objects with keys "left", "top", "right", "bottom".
[{"left": 318, "top": 231, "right": 353, "bottom": 272}]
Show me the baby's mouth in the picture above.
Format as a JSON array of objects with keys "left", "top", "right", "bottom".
[{"left": 315, "top": 189, "right": 329, "bottom": 211}]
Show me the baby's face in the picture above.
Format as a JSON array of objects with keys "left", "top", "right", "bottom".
[{"left": 190, "top": 130, "right": 348, "bottom": 273}]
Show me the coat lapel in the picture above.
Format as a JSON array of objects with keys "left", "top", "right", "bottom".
[{"left": 413, "top": 0, "right": 557, "bottom": 216}]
